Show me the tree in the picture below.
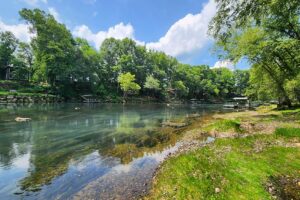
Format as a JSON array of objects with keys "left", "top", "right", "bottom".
[
  {"left": 213, "top": 68, "right": 235, "bottom": 99},
  {"left": 0, "top": 31, "right": 18, "bottom": 79},
  {"left": 173, "top": 81, "right": 188, "bottom": 98},
  {"left": 209, "top": 0, "right": 300, "bottom": 107},
  {"left": 209, "top": 0, "right": 300, "bottom": 44},
  {"left": 144, "top": 75, "right": 160, "bottom": 96},
  {"left": 19, "top": 8, "right": 76, "bottom": 86},
  {"left": 118, "top": 72, "right": 141, "bottom": 101},
  {"left": 234, "top": 70, "right": 250, "bottom": 96},
  {"left": 15, "top": 42, "right": 33, "bottom": 80}
]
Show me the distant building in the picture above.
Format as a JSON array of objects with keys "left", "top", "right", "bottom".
[{"left": 224, "top": 97, "right": 250, "bottom": 109}]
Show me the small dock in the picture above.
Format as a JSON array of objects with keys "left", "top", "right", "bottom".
[
  {"left": 223, "top": 97, "right": 250, "bottom": 109},
  {"left": 81, "top": 95, "right": 101, "bottom": 103}
]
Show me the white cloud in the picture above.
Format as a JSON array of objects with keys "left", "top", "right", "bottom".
[
  {"left": 21, "top": 0, "right": 47, "bottom": 6},
  {"left": 73, "top": 22, "right": 144, "bottom": 50},
  {"left": 0, "top": 20, "right": 34, "bottom": 42},
  {"left": 213, "top": 60, "right": 235, "bottom": 71},
  {"left": 146, "top": 0, "right": 216, "bottom": 57},
  {"left": 72, "top": 0, "right": 216, "bottom": 55},
  {"left": 2, "top": 0, "right": 217, "bottom": 66},
  {"left": 48, "top": 7, "right": 60, "bottom": 22}
]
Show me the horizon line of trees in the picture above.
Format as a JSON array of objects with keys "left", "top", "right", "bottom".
[{"left": 1, "top": 8, "right": 250, "bottom": 102}]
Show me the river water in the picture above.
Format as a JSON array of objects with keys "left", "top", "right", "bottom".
[{"left": 0, "top": 103, "right": 222, "bottom": 200}]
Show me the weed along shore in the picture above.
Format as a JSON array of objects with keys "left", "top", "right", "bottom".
[{"left": 144, "top": 106, "right": 300, "bottom": 200}]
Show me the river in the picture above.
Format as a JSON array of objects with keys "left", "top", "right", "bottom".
[{"left": 0, "top": 103, "right": 222, "bottom": 200}]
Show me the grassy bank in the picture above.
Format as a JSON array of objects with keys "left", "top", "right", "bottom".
[{"left": 145, "top": 106, "right": 300, "bottom": 200}]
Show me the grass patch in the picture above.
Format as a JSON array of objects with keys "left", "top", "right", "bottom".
[
  {"left": 205, "top": 119, "right": 242, "bottom": 133},
  {"left": 146, "top": 135, "right": 300, "bottom": 200},
  {"left": 275, "top": 128, "right": 300, "bottom": 138}
]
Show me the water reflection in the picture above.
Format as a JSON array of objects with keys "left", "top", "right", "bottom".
[{"left": 0, "top": 103, "right": 221, "bottom": 199}]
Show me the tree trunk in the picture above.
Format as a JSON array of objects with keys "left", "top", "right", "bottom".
[
  {"left": 278, "top": 85, "right": 292, "bottom": 109},
  {"left": 123, "top": 92, "right": 127, "bottom": 104}
]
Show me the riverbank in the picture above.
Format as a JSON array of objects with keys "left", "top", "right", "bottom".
[
  {"left": 0, "top": 92, "right": 64, "bottom": 103},
  {"left": 145, "top": 106, "right": 300, "bottom": 199}
]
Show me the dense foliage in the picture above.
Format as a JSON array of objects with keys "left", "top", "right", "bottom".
[
  {"left": 0, "top": 8, "right": 248, "bottom": 102},
  {"left": 209, "top": 0, "right": 300, "bottom": 107}
]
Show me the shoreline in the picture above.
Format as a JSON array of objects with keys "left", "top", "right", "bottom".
[{"left": 143, "top": 106, "right": 300, "bottom": 199}]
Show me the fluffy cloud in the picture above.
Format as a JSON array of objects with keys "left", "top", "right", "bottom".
[
  {"left": 48, "top": 7, "right": 60, "bottom": 22},
  {"left": 146, "top": 0, "right": 216, "bottom": 57},
  {"left": 73, "top": 0, "right": 216, "bottom": 54},
  {"left": 73, "top": 23, "right": 144, "bottom": 50},
  {"left": 213, "top": 60, "right": 235, "bottom": 71},
  {"left": 0, "top": 20, "right": 34, "bottom": 42},
  {"left": 21, "top": 0, "right": 47, "bottom": 6},
  {"left": 2, "top": 0, "right": 217, "bottom": 63}
]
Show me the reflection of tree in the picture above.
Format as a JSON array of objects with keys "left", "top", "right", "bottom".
[
  {"left": 20, "top": 116, "right": 113, "bottom": 191},
  {"left": 0, "top": 104, "right": 218, "bottom": 191},
  {"left": 0, "top": 122, "right": 32, "bottom": 167}
]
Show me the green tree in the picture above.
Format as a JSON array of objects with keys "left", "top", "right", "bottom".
[
  {"left": 209, "top": 0, "right": 300, "bottom": 107},
  {"left": 118, "top": 72, "right": 141, "bottom": 101},
  {"left": 234, "top": 70, "right": 250, "bottom": 96},
  {"left": 19, "top": 8, "right": 76, "bottom": 86},
  {"left": 173, "top": 80, "right": 188, "bottom": 98},
  {"left": 0, "top": 31, "right": 18, "bottom": 79},
  {"left": 14, "top": 42, "right": 33, "bottom": 80},
  {"left": 213, "top": 68, "right": 235, "bottom": 99},
  {"left": 144, "top": 75, "right": 160, "bottom": 95}
]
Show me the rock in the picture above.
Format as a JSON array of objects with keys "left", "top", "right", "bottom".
[
  {"left": 215, "top": 188, "right": 221, "bottom": 193},
  {"left": 268, "top": 187, "right": 273, "bottom": 193},
  {"left": 162, "top": 121, "right": 188, "bottom": 128},
  {"left": 15, "top": 117, "right": 31, "bottom": 122}
]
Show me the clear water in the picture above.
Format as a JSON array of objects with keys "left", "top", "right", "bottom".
[{"left": 0, "top": 103, "right": 222, "bottom": 200}]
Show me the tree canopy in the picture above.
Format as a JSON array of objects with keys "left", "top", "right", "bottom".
[
  {"left": 0, "top": 8, "right": 250, "bottom": 103},
  {"left": 210, "top": 0, "right": 300, "bottom": 107}
]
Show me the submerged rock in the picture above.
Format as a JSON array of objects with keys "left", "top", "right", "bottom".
[
  {"left": 15, "top": 117, "right": 31, "bottom": 122},
  {"left": 162, "top": 121, "right": 188, "bottom": 128}
]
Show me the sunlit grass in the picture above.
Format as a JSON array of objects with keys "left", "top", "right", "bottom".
[
  {"left": 146, "top": 135, "right": 300, "bottom": 200},
  {"left": 275, "top": 127, "right": 300, "bottom": 138},
  {"left": 204, "top": 119, "right": 242, "bottom": 133}
]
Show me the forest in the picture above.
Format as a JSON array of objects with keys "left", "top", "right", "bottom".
[
  {"left": 0, "top": 8, "right": 249, "bottom": 102},
  {"left": 0, "top": 2, "right": 299, "bottom": 107}
]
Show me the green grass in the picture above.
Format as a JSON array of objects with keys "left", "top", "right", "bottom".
[
  {"left": 147, "top": 135, "right": 300, "bottom": 200},
  {"left": 275, "top": 127, "right": 300, "bottom": 138},
  {"left": 204, "top": 119, "right": 242, "bottom": 133}
]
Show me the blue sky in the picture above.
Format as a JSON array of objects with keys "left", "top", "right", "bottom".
[{"left": 0, "top": 0, "right": 248, "bottom": 69}]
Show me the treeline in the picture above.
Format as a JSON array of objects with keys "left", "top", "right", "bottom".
[
  {"left": 0, "top": 8, "right": 249, "bottom": 102},
  {"left": 210, "top": 0, "right": 300, "bottom": 107}
]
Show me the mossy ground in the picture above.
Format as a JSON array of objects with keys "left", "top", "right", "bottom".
[{"left": 145, "top": 106, "right": 300, "bottom": 200}]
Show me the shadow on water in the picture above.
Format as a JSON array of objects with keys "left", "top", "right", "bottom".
[{"left": 0, "top": 103, "right": 222, "bottom": 199}]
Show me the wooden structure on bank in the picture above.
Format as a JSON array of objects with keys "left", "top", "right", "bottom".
[
  {"left": 81, "top": 95, "right": 101, "bottom": 103},
  {"left": 223, "top": 97, "right": 250, "bottom": 109}
]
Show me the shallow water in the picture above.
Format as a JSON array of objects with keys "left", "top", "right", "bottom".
[{"left": 0, "top": 103, "right": 222, "bottom": 200}]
